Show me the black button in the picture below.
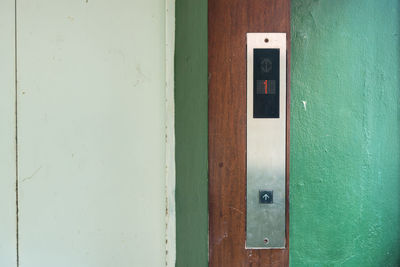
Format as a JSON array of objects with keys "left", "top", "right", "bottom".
[{"left": 259, "top": 190, "right": 273, "bottom": 204}]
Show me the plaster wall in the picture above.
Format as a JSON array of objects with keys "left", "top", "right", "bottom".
[{"left": 290, "top": 0, "right": 400, "bottom": 265}]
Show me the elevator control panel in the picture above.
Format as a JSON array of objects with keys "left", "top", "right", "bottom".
[{"left": 246, "top": 33, "right": 286, "bottom": 249}]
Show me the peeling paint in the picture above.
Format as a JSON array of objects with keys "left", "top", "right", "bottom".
[{"left": 302, "top": 100, "right": 307, "bottom": 111}]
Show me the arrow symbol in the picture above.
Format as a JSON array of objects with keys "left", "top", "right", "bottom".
[
  {"left": 262, "top": 194, "right": 270, "bottom": 200},
  {"left": 261, "top": 58, "right": 272, "bottom": 73}
]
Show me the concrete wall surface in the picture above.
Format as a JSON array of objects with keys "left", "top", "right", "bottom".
[{"left": 290, "top": 0, "right": 400, "bottom": 266}]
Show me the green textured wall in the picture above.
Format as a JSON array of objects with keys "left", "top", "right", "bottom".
[
  {"left": 175, "top": 0, "right": 208, "bottom": 265},
  {"left": 290, "top": 0, "right": 400, "bottom": 266}
]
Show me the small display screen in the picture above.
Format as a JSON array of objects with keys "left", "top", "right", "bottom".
[{"left": 253, "top": 49, "right": 279, "bottom": 118}]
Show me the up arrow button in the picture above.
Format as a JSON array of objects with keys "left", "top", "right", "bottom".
[{"left": 259, "top": 190, "right": 273, "bottom": 204}]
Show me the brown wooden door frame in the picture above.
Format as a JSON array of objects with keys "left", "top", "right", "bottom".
[{"left": 208, "top": 0, "right": 291, "bottom": 265}]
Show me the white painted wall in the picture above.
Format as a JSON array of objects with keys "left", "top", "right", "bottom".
[
  {"left": 14, "top": 0, "right": 173, "bottom": 266},
  {"left": 0, "top": 1, "right": 17, "bottom": 266}
]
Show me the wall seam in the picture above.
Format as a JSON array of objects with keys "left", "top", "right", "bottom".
[{"left": 14, "top": 0, "right": 19, "bottom": 265}]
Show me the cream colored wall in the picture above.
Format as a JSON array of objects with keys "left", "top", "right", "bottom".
[
  {"left": 0, "top": 1, "right": 17, "bottom": 266},
  {"left": 0, "top": 0, "right": 173, "bottom": 266}
]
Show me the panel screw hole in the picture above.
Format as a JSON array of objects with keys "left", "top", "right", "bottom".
[
  {"left": 264, "top": 38, "right": 269, "bottom": 43},
  {"left": 263, "top": 237, "right": 269, "bottom": 245}
]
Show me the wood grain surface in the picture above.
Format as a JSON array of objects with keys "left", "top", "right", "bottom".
[{"left": 208, "top": 0, "right": 290, "bottom": 266}]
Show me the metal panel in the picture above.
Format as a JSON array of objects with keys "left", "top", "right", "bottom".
[
  {"left": 246, "top": 33, "right": 286, "bottom": 249},
  {"left": 17, "top": 0, "right": 167, "bottom": 266}
]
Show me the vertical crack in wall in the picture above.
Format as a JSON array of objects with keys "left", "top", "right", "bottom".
[{"left": 14, "top": 0, "right": 19, "bottom": 265}]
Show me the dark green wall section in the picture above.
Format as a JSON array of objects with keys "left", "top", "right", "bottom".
[
  {"left": 290, "top": 0, "right": 400, "bottom": 266},
  {"left": 175, "top": 0, "right": 208, "bottom": 265}
]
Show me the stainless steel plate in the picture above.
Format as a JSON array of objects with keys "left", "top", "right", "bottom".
[{"left": 246, "top": 33, "right": 286, "bottom": 249}]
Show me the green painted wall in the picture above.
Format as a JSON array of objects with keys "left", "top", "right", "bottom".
[
  {"left": 175, "top": 0, "right": 208, "bottom": 265},
  {"left": 290, "top": 0, "right": 400, "bottom": 266}
]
